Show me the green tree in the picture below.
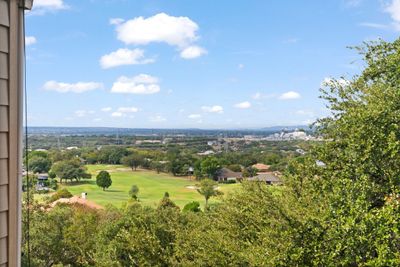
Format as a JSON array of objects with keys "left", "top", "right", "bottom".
[
  {"left": 28, "top": 156, "right": 52, "bottom": 173},
  {"left": 197, "top": 179, "right": 222, "bottom": 208},
  {"left": 96, "top": 170, "right": 112, "bottom": 191},
  {"left": 226, "top": 164, "right": 242, "bottom": 172},
  {"left": 129, "top": 184, "right": 139, "bottom": 200},
  {"left": 158, "top": 192, "right": 179, "bottom": 210},
  {"left": 151, "top": 161, "right": 164, "bottom": 173},
  {"left": 97, "top": 146, "right": 128, "bottom": 164},
  {"left": 51, "top": 159, "right": 91, "bottom": 183},
  {"left": 242, "top": 166, "right": 258, "bottom": 178},
  {"left": 122, "top": 154, "right": 144, "bottom": 171},
  {"left": 201, "top": 157, "right": 221, "bottom": 180}
]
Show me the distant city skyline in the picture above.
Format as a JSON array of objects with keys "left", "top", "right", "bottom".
[{"left": 25, "top": 0, "right": 400, "bottom": 128}]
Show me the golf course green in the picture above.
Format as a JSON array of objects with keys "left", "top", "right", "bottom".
[{"left": 60, "top": 164, "right": 239, "bottom": 208}]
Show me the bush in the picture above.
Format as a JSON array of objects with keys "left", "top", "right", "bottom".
[
  {"left": 220, "top": 179, "right": 237, "bottom": 184},
  {"left": 49, "top": 188, "right": 73, "bottom": 203},
  {"left": 183, "top": 201, "right": 201, "bottom": 212},
  {"left": 49, "top": 179, "right": 58, "bottom": 190}
]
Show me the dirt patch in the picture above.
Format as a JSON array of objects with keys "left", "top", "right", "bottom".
[{"left": 185, "top": 185, "right": 198, "bottom": 190}]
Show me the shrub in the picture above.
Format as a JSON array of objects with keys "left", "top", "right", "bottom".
[
  {"left": 49, "top": 188, "right": 73, "bottom": 203},
  {"left": 183, "top": 201, "right": 201, "bottom": 212}
]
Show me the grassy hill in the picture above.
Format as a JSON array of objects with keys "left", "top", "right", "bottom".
[{"left": 60, "top": 164, "right": 239, "bottom": 208}]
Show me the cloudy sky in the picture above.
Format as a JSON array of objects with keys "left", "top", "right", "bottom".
[{"left": 25, "top": 0, "right": 399, "bottom": 129}]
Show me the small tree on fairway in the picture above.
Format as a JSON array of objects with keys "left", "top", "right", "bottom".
[
  {"left": 96, "top": 171, "right": 112, "bottom": 191},
  {"left": 197, "top": 179, "right": 222, "bottom": 209},
  {"left": 129, "top": 185, "right": 139, "bottom": 200}
]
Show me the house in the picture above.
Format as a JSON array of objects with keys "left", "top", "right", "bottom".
[
  {"left": 197, "top": 150, "right": 215, "bottom": 156},
  {"left": 36, "top": 174, "right": 49, "bottom": 191},
  {"left": 252, "top": 163, "right": 271, "bottom": 172},
  {"left": 296, "top": 148, "right": 306, "bottom": 155},
  {"left": 216, "top": 168, "right": 242, "bottom": 182},
  {"left": 247, "top": 172, "right": 282, "bottom": 185},
  {"left": 207, "top": 140, "right": 217, "bottom": 146}
]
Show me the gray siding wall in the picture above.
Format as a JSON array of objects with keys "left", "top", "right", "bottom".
[
  {"left": 0, "top": 0, "right": 10, "bottom": 264},
  {"left": 0, "top": 0, "right": 23, "bottom": 266}
]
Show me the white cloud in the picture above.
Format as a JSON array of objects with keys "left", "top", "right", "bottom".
[
  {"left": 188, "top": 114, "right": 202, "bottom": 119},
  {"left": 252, "top": 92, "right": 262, "bottom": 100},
  {"left": 279, "top": 91, "right": 301, "bottom": 100},
  {"left": 150, "top": 115, "right": 167, "bottom": 122},
  {"left": 74, "top": 110, "right": 95, "bottom": 117},
  {"left": 25, "top": 36, "right": 37, "bottom": 46},
  {"left": 111, "top": 107, "right": 139, "bottom": 118},
  {"left": 100, "top": 48, "right": 154, "bottom": 69},
  {"left": 238, "top": 63, "right": 244, "bottom": 69},
  {"left": 384, "top": 0, "right": 400, "bottom": 30},
  {"left": 101, "top": 107, "right": 112, "bottom": 112},
  {"left": 234, "top": 101, "right": 251, "bottom": 109},
  {"left": 283, "top": 38, "right": 299, "bottom": 44},
  {"left": 93, "top": 118, "right": 102, "bottom": 122},
  {"left": 34, "top": 0, "right": 66, "bottom": 9},
  {"left": 114, "top": 13, "right": 206, "bottom": 58},
  {"left": 359, "top": 22, "right": 388, "bottom": 29},
  {"left": 111, "top": 74, "right": 160, "bottom": 94},
  {"left": 296, "top": 110, "right": 314, "bottom": 116},
  {"left": 117, "top": 107, "right": 139, "bottom": 113},
  {"left": 109, "top": 18, "right": 125, "bottom": 25},
  {"left": 111, "top": 112, "right": 123, "bottom": 117},
  {"left": 43, "top": 81, "right": 103, "bottom": 93},
  {"left": 180, "top": 46, "right": 207, "bottom": 59},
  {"left": 386, "top": 0, "right": 400, "bottom": 22},
  {"left": 30, "top": 0, "right": 68, "bottom": 14},
  {"left": 201, "top": 105, "right": 224, "bottom": 113},
  {"left": 252, "top": 92, "right": 276, "bottom": 100},
  {"left": 345, "top": 0, "right": 362, "bottom": 7},
  {"left": 115, "top": 13, "right": 199, "bottom": 48}
]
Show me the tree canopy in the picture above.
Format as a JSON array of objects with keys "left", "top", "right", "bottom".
[
  {"left": 51, "top": 160, "right": 91, "bottom": 183},
  {"left": 96, "top": 171, "right": 112, "bottom": 191}
]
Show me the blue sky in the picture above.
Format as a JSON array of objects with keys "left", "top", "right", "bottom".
[{"left": 25, "top": 0, "right": 400, "bottom": 129}]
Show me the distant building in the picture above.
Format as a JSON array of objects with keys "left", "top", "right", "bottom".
[
  {"left": 66, "top": 146, "right": 78, "bottom": 150},
  {"left": 207, "top": 140, "right": 217, "bottom": 146},
  {"left": 216, "top": 168, "right": 242, "bottom": 182},
  {"left": 252, "top": 163, "right": 271, "bottom": 172},
  {"left": 247, "top": 173, "right": 282, "bottom": 185},
  {"left": 296, "top": 148, "right": 306, "bottom": 155},
  {"left": 197, "top": 150, "right": 215, "bottom": 156},
  {"left": 36, "top": 174, "right": 49, "bottom": 191}
]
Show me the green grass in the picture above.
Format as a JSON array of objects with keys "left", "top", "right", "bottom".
[{"left": 59, "top": 164, "right": 239, "bottom": 208}]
